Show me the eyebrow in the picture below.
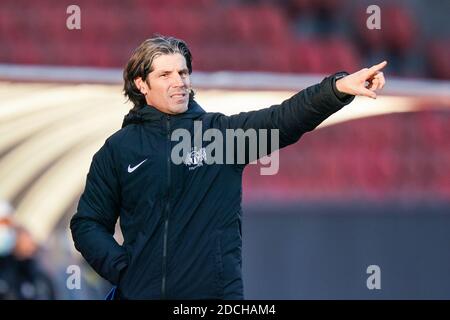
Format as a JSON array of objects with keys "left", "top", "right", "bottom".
[{"left": 155, "top": 68, "right": 189, "bottom": 75}]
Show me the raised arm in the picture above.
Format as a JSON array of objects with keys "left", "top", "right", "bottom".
[{"left": 212, "top": 62, "right": 387, "bottom": 165}]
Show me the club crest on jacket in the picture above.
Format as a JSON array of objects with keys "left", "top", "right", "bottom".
[{"left": 183, "top": 147, "right": 207, "bottom": 170}]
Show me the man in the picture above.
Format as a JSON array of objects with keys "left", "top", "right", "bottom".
[
  {"left": 0, "top": 201, "right": 55, "bottom": 300},
  {"left": 70, "top": 35, "right": 386, "bottom": 299}
]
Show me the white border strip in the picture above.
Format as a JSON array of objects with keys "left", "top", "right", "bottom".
[{"left": 0, "top": 63, "right": 449, "bottom": 97}]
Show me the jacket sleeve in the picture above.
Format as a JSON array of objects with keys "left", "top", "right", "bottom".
[
  {"left": 70, "top": 140, "right": 128, "bottom": 285},
  {"left": 213, "top": 73, "right": 355, "bottom": 163}
]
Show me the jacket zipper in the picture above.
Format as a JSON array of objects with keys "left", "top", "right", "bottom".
[{"left": 161, "top": 115, "right": 171, "bottom": 299}]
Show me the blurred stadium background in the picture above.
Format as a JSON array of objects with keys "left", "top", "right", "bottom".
[{"left": 0, "top": 0, "right": 449, "bottom": 299}]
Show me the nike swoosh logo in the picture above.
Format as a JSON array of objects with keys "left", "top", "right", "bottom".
[{"left": 127, "top": 159, "right": 147, "bottom": 173}]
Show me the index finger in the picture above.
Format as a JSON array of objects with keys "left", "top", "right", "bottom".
[{"left": 368, "top": 60, "right": 388, "bottom": 75}]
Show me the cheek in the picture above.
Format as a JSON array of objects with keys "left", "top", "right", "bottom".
[{"left": 154, "top": 85, "right": 170, "bottom": 99}]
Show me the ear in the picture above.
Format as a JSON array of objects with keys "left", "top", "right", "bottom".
[{"left": 134, "top": 77, "right": 147, "bottom": 95}]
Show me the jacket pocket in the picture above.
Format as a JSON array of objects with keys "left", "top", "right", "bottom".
[
  {"left": 117, "top": 231, "right": 147, "bottom": 295},
  {"left": 217, "top": 219, "right": 244, "bottom": 299}
]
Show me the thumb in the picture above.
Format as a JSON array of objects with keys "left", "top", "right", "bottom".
[{"left": 359, "top": 87, "right": 377, "bottom": 99}]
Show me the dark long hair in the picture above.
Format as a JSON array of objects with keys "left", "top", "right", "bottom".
[{"left": 123, "top": 35, "right": 194, "bottom": 112}]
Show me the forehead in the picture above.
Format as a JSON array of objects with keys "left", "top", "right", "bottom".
[{"left": 151, "top": 53, "right": 187, "bottom": 73}]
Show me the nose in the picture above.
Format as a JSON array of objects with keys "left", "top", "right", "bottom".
[{"left": 172, "top": 73, "right": 186, "bottom": 88}]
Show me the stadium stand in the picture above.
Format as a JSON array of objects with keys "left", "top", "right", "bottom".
[{"left": 0, "top": 0, "right": 448, "bottom": 78}]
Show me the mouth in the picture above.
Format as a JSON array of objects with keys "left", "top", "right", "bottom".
[
  {"left": 170, "top": 92, "right": 188, "bottom": 102},
  {"left": 170, "top": 93, "right": 186, "bottom": 98}
]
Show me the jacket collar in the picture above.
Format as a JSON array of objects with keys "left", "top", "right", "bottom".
[{"left": 121, "top": 100, "right": 205, "bottom": 128}]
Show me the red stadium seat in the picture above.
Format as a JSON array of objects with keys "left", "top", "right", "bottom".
[
  {"left": 383, "top": 5, "right": 417, "bottom": 54},
  {"left": 427, "top": 40, "right": 450, "bottom": 79},
  {"left": 289, "top": 39, "right": 323, "bottom": 73},
  {"left": 351, "top": 5, "right": 385, "bottom": 52},
  {"left": 319, "top": 37, "right": 362, "bottom": 73},
  {"left": 0, "top": 0, "right": 441, "bottom": 79},
  {"left": 223, "top": 5, "right": 291, "bottom": 47}
]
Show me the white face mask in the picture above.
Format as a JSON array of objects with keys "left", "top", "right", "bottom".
[{"left": 0, "top": 225, "right": 16, "bottom": 256}]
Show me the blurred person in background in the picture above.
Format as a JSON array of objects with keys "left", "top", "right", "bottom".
[
  {"left": 0, "top": 200, "right": 55, "bottom": 300},
  {"left": 71, "top": 35, "right": 386, "bottom": 300}
]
